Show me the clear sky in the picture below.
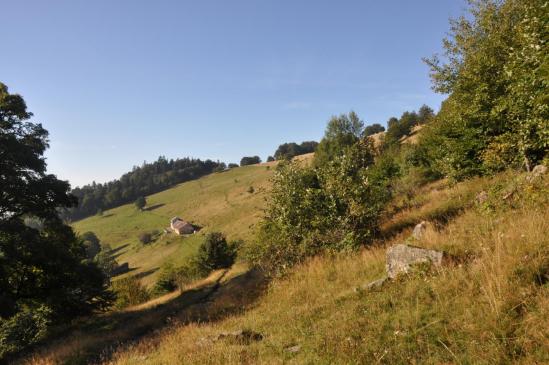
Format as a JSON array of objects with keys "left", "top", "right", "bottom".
[{"left": 2, "top": 0, "right": 465, "bottom": 187}]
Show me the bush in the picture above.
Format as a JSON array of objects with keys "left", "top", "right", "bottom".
[
  {"left": 195, "top": 232, "right": 237, "bottom": 273},
  {"left": 240, "top": 156, "right": 261, "bottom": 166},
  {"left": 134, "top": 196, "right": 146, "bottom": 210},
  {"left": 247, "top": 138, "right": 396, "bottom": 275},
  {"left": 0, "top": 306, "right": 52, "bottom": 359},
  {"left": 153, "top": 262, "right": 204, "bottom": 295},
  {"left": 112, "top": 277, "right": 150, "bottom": 309},
  {"left": 247, "top": 186, "right": 255, "bottom": 194},
  {"left": 138, "top": 232, "right": 152, "bottom": 244}
]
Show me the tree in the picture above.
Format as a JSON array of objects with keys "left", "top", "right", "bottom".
[
  {"left": 364, "top": 123, "right": 385, "bottom": 136},
  {"left": 314, "top": 111, "right": 364, "bottom": 166},
  {"left": 273, "top": 141, "right": 318, "bottom": 160},
  {"left": 0, "top": 82, "right": 112, "bottom": 352},
  {"left": 266, "top": 156, "right": 275, "bottom": 162},
  {"left": 417, "top": 105, "right": 434, "bottom": 125},
  {"left": 134, "top": 196, "right": 146, "bottom": 210},
  {"left": 240, "top": 156, "right": 261, "bottom": 166},
  {"left": 228, "top": 163, "right": 239, "bottom": 168},
  {"left": 81, "top": 231, "right": 101, "bottom": 259},
  {"left": 423, "top": 0, "right": 548, "bottom": 176},
  {"left": 195, "top": 232, "right": 236, "bottom": 273}
]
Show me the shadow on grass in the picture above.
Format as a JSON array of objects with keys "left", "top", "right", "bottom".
[
  {"left": 144, "top": 203, "right": 165, "bottom": 212},
  {"left": 107, "top": 243, "right": 130, "bottom": 256},
  {"left": 131, "top": 267, "right": 159, "bottom": 280},
  {"left": 19, "top": 269, "right": 267, "bottom": 365}
]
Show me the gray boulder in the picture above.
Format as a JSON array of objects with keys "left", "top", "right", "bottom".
[
  {"left": 386, "top": 244, "right": 444, "bottom": 279},
  {"left": 527, "top": 164, "right": 547, "bottom": 182},
  {"left": 411, "top": 221, "right": 427, "bottom": 240}
]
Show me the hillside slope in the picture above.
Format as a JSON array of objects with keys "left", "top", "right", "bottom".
[
  {"left": 104, "top": 170, "right": 548, "bottom": 365},
  {"left": 73, "top": 164, "right": 274, "bottom": 286},
  {"left": 26, "top": 167, "right": 548, "bottom": 364}
]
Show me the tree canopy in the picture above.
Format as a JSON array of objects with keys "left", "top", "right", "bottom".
[{"left": 0, "top": 82, "right": 112, "bottom": 356}]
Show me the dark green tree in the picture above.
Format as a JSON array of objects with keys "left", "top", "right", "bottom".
[
  {"left": 363, "top": 123, "right": 385, "bottom": 136},
  {"left": 195, "top": 232, "right": 236, "bottom": 273},
  {"left": 0, "top": 82, "right": 112, "bottom": 343},
  {"left": 134, "top": 196, "right": 146, "bottom": 210},
  {"left": 240, "top": 156, "right": 261, "bottom": 166}
]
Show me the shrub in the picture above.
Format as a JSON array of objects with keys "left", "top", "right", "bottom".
[
  {"left": 112, "top": 277, "right": 150, "bottom": 309},
  {"left": 247, "top": 138, "right": 396, "bottom": 275},
  {"left": 195, "top": 232, "right": 237, "bottom": 273},
  {"left": 240, "top": 156, "right": 261, "bottom": 166},
  {"left": 134, "top": 196, "right": 146, "bottom": 210},
  {"left": 247, "top": 186, "right": 255, "bottom": 194},
  {"left": 138, "top": 232, "right": 152, "bottom": 244},
  {"left": 0, "top": 305, "right": 52, "bottom": 359},
  {"left": 153, "top": 262, "right": 204, "bottom": 295}
]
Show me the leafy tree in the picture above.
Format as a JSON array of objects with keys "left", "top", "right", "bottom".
[
  {"left": 138, "top": 232, "right": 152, "bottom": 244},
  {"left": 81, "top": 231, "right": 101, "bottom": 259},
  {"left": 94, "top": 243, "right": 119, "bottom": 278},
  {"left": 273, "top": 141, "right": 318, "bottom": 160},
  {"left": 195, "top": 232, "right": 236, "bottom": 273},
  {"left": 248, "top": 137, "right": 396, "bottom": 275},
  {"left": 364, "top": 123, "right": 385, "bottom": 136},
  {"left": 112, "top": 277, "right": 149, "bottom": 309},
  {"left": 423, "top": 0, "right": 548, "bottom": 176},
  {"left": 314, "top": 111, "right": 364, "bottom": 166},
  {"left": 0, "top": 82, "right": 112, "bottom": 332},
  {"left": 228, "top": 163, "right": 239, "bottom": 168},
  {"left": 417, "top": 104, "right": 435, "bottom": 125},
  {"left": 134, "top": 196, "right": 146, "bottom": 210},
  {"left": 266, "top": 156, "right": 275, "bottom": 162},
  {"left": 240, "top": 156, "right": 261, "bottom": 166}
]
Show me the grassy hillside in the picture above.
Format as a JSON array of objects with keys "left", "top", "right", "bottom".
[
  {"left": 25, "top": 167, "right": 548, "bottom": 364},
  {"left": 73, "top": 164, "right": 274, "bottom": 286},
  {"left": 101, "top": 170, "right": 547, "bottom": 364}
]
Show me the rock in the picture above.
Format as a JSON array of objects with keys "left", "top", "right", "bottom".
[
  {"left": 361, "top": 277, "right": 388, "bottom": 291},
  {"left": 386, "top": 244, "right": 444, "bottom": 279},
  {"left": 527, "top": 164, "right": 547, "bottom": 182},
  {"left": 411, "top": 221, "right": 427, "bottom": 240},
  {"left": 476, "top": 191, "right": 488, "bottom": 204},
  {"left": 285, "top": 344, "right": 301, "bottom": 353},
  {"left": 215, "top": 329, "right": 263, "bottom": 344}
]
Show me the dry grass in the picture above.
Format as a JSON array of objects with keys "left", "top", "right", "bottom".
[{"left": 25, "top": 170, "right": 549, "bottom": 364}]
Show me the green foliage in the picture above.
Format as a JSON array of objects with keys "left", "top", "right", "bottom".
[
  {"left": 0, "top": 305, "right": 52, "bottom": 359},
  {"left": 67, "top": 156, "right": 224, "bottom": 221},
  {"left": 0, "top": 82, "right": 112, "bottom": 328},
  {"left": 249, "top": 138, "right": 396, "bottom": 275},
  {"left": 94, "top": 244, "right": 119, "bottom": 278},
  {"left": 194, "top": 232, "right": 237, "bottom": 273},
  {"left": 240, "top": 156, "right": 261, "bottom": 166},
  {"left": 273, "top": 141, "right": 318, "bottom": 160},
  {"left": 384, "top": 111, "right": 419, "bottom": 145},
  {"left": 363, "top": 123, "right": 385, "bottom": 136},
  {"left": 81, "top": 231, "right": 101, "bottom": 259},
  {"left": 228, "top": 163, "right": 239, "bottom": 168},
  {"left": 138, "top": 231, "right": 152, "bottom": 244},
  {"left": 134, "top": 196, "right": 146, "bottom": 210},
  {"left": 266, "top": 156, "right": 275, "bottom": 162},
  {"left": 314, "top": 111, "right": 364, "bottom": 166},
  {"left": 153, "top": 261, "right": 204, "bottom": 295},
  {"left": 112, "top": 277, "right": 150, "bottom": 309},
  {"left": 423, "top": 0, "right": 548, "bottom": 177}
]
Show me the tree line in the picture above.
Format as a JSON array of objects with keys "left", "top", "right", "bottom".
[{"left": 65, "top": 156, "right": 224, "bottom": 221}]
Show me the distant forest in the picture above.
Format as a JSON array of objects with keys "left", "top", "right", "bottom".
[{"left": 64, "top": 157, "right": 223, "bottom": 221}]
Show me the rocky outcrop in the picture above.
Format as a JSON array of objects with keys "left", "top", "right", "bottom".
[
  {"left": 386, "top": 244, "right": 444, "bottom": 279},
  {"left": 412, "top": 221, "right": 427, "bottom": 240},
  {"left": 527, "top": 164, "right": 547, "bottom": 182}
]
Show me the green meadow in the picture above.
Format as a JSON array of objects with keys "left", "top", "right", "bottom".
[{"left": 73, "top": 164, "right": 274, "bottom": 286}]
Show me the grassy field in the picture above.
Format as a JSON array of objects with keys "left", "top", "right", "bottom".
[
  {"left": 98, "top": 170, "right": 547, "bottom": 364},
  {"left": 73, "top": 164, "right": 274, "bottom": 286},
  {"left": 23, "top": 165, "right": 549, "bottom": 364}
]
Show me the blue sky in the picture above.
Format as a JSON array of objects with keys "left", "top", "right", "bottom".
[{"left": 2, "top": 0, "right": 465, "bottom": 187}]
